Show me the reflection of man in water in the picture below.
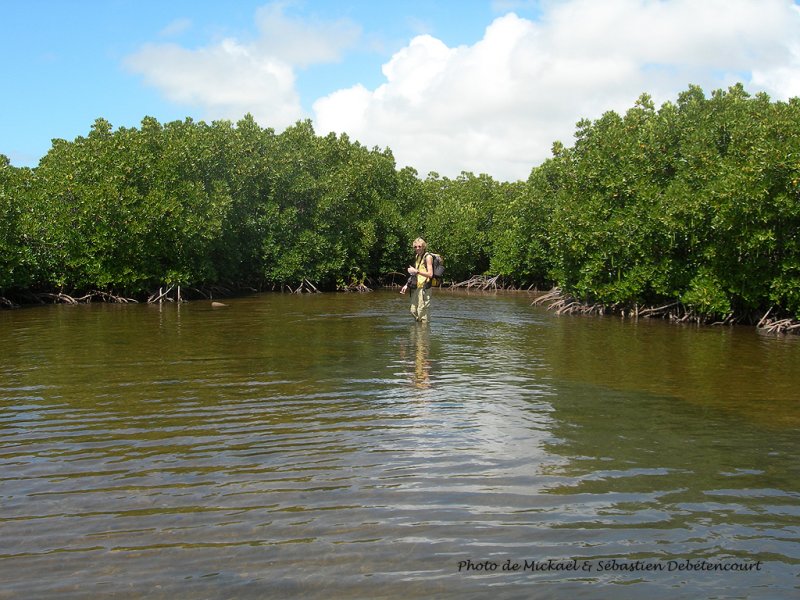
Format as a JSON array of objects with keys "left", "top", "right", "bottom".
[{"left": 409, "top": 325, "right": 430, "bottom": 389}]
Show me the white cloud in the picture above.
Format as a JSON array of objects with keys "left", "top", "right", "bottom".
[
  {"left": 315, "top": 0, "right": 800, "bottom": 181},
  {"left": 127, "top": 39, "right": 302, "bottom": 126},
  {"left": 252, "top": 2, "right": 360, "bottom": 68},
  {"left": 159, "top": 18, "right": 192, "bottom": 38},
  {"left": 125, "top": 2, "right": 359, "bottom": 128},
  {"left": 126, "top": 0, "right": 800, "bottom": 181}
]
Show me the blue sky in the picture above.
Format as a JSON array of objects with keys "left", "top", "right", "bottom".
[{"left": 3, "top": 0, "right": 800, "bottom": 181}]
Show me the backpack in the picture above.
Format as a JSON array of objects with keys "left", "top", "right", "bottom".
[{"left": 427, "top": 252, "right": 445, "bottom": 286}]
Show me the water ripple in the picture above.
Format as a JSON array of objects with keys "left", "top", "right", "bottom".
[{"left": 1, "top": 291, "right": 798, "bottom": 598}]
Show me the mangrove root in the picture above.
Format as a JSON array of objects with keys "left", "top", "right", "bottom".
[
  {"left": 531, "top": 288, "right": 799, "bottom": 334},
  {"left": 284, "top": 279, "right": 322, "bottom": 294},
  {"left": 148, "top": 285, "right": 175, "bottom": 304},
  {"left": 452, "top": 275, "right": 503, "bottom": 290},
  {"left": 339, "top": 280, "right": 372, "bottom": 293},
  {"left": 531, "top": 289, "right": 606, "bottom": 316},
  {"left": 3, "top": 289, "right": 137, "bottom": 307},
  {"left": 638, "top": 302, "right": 680, "bottom": 318},
  {"left": 79, "top": 290, "right": 138, "bottom": 304},
  {"left": 761, "top": 317, "right": 800, "bottom": 335},
  {"left": 36, "top": 292, "right": 78, "bottom": 304},
  {"left": 382, "top": 272, "right": 408, "bottom": 288}
]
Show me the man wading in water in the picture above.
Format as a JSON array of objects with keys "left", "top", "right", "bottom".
[{"left": 400, "top": 237, "right": 434, "bottom": 323}]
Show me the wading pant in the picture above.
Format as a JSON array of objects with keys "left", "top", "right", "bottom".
[{"left": 410, "top": 286, "right": 431, "bottom": 323}]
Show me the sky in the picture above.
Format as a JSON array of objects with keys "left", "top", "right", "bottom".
[{"left": 3, "top": 0, "right": 800, "bottom": 182}]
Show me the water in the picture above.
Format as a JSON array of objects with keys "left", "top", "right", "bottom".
[{"left": 1, "top": 290, "right": 798, "bottom": 599}]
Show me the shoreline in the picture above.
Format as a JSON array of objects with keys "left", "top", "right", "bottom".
[
  {"left": 3, "top": 279, "right": 799, "bottom": 336},
  {"left": 528, "top": 287, "right": 800, "bottom": 336}
]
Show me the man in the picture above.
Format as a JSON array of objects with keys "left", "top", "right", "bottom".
[{"left": 400, "top": 237, "right": 434, "bottom": 323}]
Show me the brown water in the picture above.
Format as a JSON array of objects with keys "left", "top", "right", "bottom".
[{"left": 1, "top": 290, "right": 798, "bottom": 599}]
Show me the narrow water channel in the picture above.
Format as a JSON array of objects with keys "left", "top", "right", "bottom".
[{"left": 1, "top": 290, "right": 798, "bottom": 598}]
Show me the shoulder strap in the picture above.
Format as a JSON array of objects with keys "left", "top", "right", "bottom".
[{"left": 417, "top": 252, "right": 431, "bottom": 273}]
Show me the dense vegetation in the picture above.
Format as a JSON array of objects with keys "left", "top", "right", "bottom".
[
  {"left": 501, "top": 84, "right": 800, "bottom": 322},
  {"left": 1, "top": 84, "right": 799, "bottom": 323}
]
